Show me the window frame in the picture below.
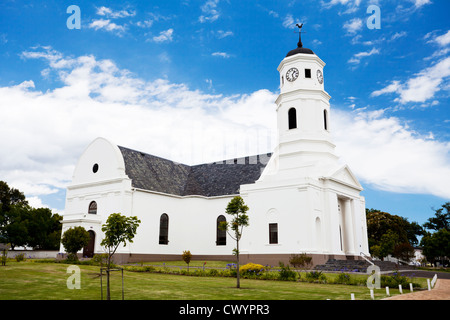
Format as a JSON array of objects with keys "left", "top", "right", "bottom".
[
  {"left": 305, "top": 68, "right": 312, "bottom": 78},
  {"left": 159, "top": 213, "right": 169, "bottom": 245},
  {"left": 88, "top": 201, "right": 97, "bottom": 215},
  {"left": 216, "top": 215, "right": 227, "bottom": 246},
  {"left": 288, "top": 107, "right": 297, "bottom": 130},
  {"left": 269, "top": 223, "right": 278, "bottom": 244}
]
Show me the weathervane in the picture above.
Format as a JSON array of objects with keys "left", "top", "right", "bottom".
[{"left": 295, "top": 23, "right": 305, "bottom": 48}]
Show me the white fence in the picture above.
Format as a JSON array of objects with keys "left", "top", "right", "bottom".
[{"left": 6, "top": 250, "right": 59, "bottom": 259}]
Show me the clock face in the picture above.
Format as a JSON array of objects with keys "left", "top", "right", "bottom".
[
  {"left": 317, "top": 69, "right": 323, "bottom": 84},
  {"left": 286, "top": 68, "right": 299, "bottom": 82}
]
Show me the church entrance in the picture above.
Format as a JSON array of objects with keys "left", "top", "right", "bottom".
[{"left": 83, "top": 230, "right": 95, "bottom": 258}]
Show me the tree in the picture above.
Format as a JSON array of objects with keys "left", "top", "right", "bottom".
[
  {"left": 0, "top": 181, "right": 29, "bottom": 248},
  {"left": 420, "top": 202, "right": 450, "bottom": 266},
  {"left": 366, "top": 209, "right": 422, "bottom": 260},
  {"left": 27, "top": 208, "right": 62, "bottom": 250},
  {"left": 392, "top": 242, "right": 415, "bottom": 264},
  {"left": 182, "top": 250, "right": 192, "bottom": 272},
  {"left": 61, "top": 226, "right": 90, "bottom": 261},
  {"left": 218, "top": 196, "right": 249, "bottom": 289},
  {"left": 421, "top": 229, "right": 450, "bottom": 266},
  {"left": 0, "top": 181, "right": 62, "bottom": 250},
  {"left": 0, "top": 181, "right": 28, "bottom": 214},
  {"left": 1, "top": 205, "right": 29, "bottom": 249},
  {"left": 423, "top": 202, "right": 450, "bottom": 232},
  {"left": 100, "top": 213, "right": 140, "bottom": 300}
]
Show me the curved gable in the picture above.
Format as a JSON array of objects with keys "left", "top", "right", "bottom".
[{"left": 71, "top": 137, "right": 127, "bottom": 185}]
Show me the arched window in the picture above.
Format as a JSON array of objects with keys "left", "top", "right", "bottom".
[
  {"left": 88, "top": 201, "right": 97, "bottom": 214},
  {"left": 216, "top": 215, "right": 227, "bottom": 246},
  {"left": 159, "top": 213, "right": 169, "bottom": 245},
  {"left": 323, "top": 109, "right": 328, "bottom": 131},
  {"left": 288, "top": 108, "right": 297, "bottom": 129}
]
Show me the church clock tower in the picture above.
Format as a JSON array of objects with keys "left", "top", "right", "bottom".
[
  {"left": 261, "top": 25, "right": 338, "bottom": 181},
  {"left": 241, "top": 25, "right": 369, "bottom": 266}
]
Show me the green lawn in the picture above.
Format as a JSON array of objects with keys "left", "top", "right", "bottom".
[{"left": 0, "top": 261, "right": 418, "bottom": 300}]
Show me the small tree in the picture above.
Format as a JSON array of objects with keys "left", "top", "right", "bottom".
[
  {"left": 61, "top": 226, "right": 90, "bottom": 262},
  {"left": 100, "top": 213, "right": 140, "bottom": 300},
  {"left": 219, "top": 196, "right": 249, "bottom": 289},
  {"left": 182, "top": 250, "right": 192, "bottom": 272}
]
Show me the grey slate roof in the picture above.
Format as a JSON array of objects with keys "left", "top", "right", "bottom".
[{"left": 118, "top": 146, "right": 271, "bottom": 197}]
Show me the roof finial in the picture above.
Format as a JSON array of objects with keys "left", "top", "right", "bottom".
[{"left": 296, "top": 23, "right": 304, "bottom": 48}]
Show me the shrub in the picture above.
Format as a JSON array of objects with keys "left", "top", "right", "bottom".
[
  {"left": 335, "top": 272, "right": 352, "bottom": 285},
  {"left": 240, "top": 263, "right": 265, "bottom": 275},
  {"left": 239, "top": 263, "right": 266, "bottom": 278},
  {"left": 182, "top": 250, "right": 192, "bottom": 270},
  {"left": 278, "top": 262, "right": 297, "bottom": 281},
  {"left": 91, "top": 253, "right": 109, "bottom": 266},
  {"left": 61, "top": 226, "right": 90, "bottom": 262},
  {"left": 305, "top": 271, "right": 327, "bottom": 283},
  {"left": 125, "top": 265, "right": 155, "bottom": 272},
  {"left": 207, "top": 269, "right": 219, "bottom": 277},
  {"left": 381, "top": 271, "right": 410, "bottom": 288},
  {"left": 15, "top": 253, "right": 26, "bottom": 262}
]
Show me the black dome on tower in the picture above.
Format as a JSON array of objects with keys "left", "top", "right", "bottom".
[{"left": 286, "top": 46, "right": 314, "bottom": 57}]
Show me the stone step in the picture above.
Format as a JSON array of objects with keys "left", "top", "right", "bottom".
[{"left": 314, "top": 259, "right": 413, "bottom": 273}]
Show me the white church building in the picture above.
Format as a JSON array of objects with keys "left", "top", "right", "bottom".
[{"left": 60, "top": 35, "right": 370, "bottom": 266}]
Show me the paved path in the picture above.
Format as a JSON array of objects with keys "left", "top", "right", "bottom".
[{"left": 384, "top": 279, "right": 450, "bottom": 300}]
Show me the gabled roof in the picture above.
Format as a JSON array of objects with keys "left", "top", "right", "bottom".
[{"left": 118, "top": 146, "right": 271, "bottom": 197}]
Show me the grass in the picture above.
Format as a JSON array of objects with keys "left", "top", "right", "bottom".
[{"left": 0, "top": 260, "right": 425, "bottom": 300}]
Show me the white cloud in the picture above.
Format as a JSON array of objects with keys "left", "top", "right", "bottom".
[
  {"left": 282, "top": 14, "right": 300, "bottom": 29},
  {"left": 333, "top": 109, "right": 450, "bottom": 198},
  {"left": 2, "top": 46, "right": 450, "bottom": 211},
  {"left": 96, "top": 6, "right": 136, "bottom": 19},
  {"left": 411, "top": 0, "right": 432, "bottom": 8},
  {"left": 390, "top": 31, "right": 407, "bottom": 41},
  {"left": 348, "top": 48, "right": 379, "bottom": 64},
  {"left": 321, "top": 0, "right": 351, "bottom": 9},
  {"left": 216, "top": 30, "right": 233, "bottom": 39},
  {"left": 371, "top": 81, "right": 402, "bottom": 97},
  {"left": 372, "top": 57, "right": 450, "bottom": 103},
  {"left": 152, "top": 29, "right": 174, "bottom": 43},
  {"left": 199, "top": 0, "right": 220, "bottom": 23},
  {"left": 212, "top": 52, "right": 231, "bottom": 58},
  {"left": 372, "top": 32, "right": 450, "bottom": 104},
  {"left": 89, "top": 19, "right": 126, "bottom": 36},
  {"left": 343, "top": 18, "right": 363, "bottom": 34},
  {"left": 433, "top": 30, "right": 450, "bottom": 47}
]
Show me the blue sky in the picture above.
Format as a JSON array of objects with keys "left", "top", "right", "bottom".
[{"left": 0, "top": 0, "right": 449, "bottom": 226}]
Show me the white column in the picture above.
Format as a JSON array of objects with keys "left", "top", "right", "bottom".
[{"left": 344, "top": 199, "right": 355, "bottom": 255}]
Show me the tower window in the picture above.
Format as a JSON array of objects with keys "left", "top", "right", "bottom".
[
  {"left": 305, "top": 69, "right": 311, "bottom": 78},
  {"left": 288, "top": 108, "right": 297, "bottom": 130},
  {"left": 159, "top": 213, "right": 169, "bottom": 245},
  {"left": 323, "top": 109, "right": 328, "bottom": 131},
  {"left": 88, "top": 201, "right": 97, "bottom": 215},
  {"left": 269, "top": 223, "right": 278, "bottom": 244}
]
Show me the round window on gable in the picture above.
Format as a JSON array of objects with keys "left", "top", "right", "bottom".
[{"left": 92, "top": 163, "right": 99, "bottom": 173}]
